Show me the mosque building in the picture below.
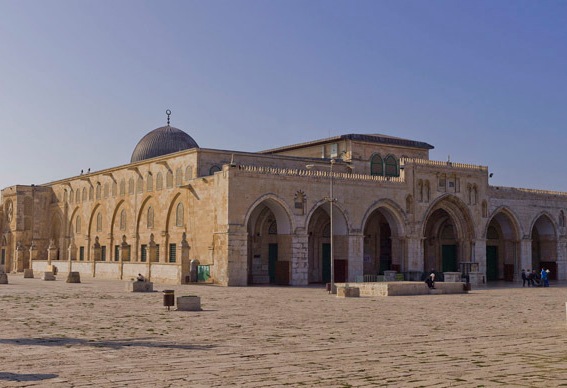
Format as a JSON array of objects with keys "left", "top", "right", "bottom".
[{"left": 1, "top": 112, "right": 565, "bottom": 285}]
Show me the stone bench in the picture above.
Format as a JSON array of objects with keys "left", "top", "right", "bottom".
[
  {"left": 176, "top": 295, "right": 201, "bottom": 311},
  {"left": 127, "top": 281, "right": 154, "bottom": 292},
  {"left": 23, "top": 269, "right": 34, "bottom": 278},
  {"left": 42, "top": 272, "right": 56, "bottom": 281},
  {"left": 337, "top": 286, "right": 360, "bottom": 298}
]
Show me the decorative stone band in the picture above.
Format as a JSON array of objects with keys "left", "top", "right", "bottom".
[{"left": 401, "top": 157, "right": 488, "bottom": 172}]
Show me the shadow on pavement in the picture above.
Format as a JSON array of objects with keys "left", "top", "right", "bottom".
[
  {"left": 0, "top": 372, "right": 58, "bottom": 381},
  {"left": 0, "top": 337, "right": 215, "bottom": 350}
]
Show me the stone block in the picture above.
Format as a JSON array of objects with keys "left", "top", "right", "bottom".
[
  {"left": 444, "top": 272, "right": 462, "bottom": 282},
  {"left": 66, "top": 272, "right": 81, "bottom": 283},
  {"left": 383, "top": 270, "right": 397, "bottom": 281},
  {"left": 127, "top": 281, "right": 154, "bottom": 292},
  {"left": 42, "top": 272, "right": 56, "bottom": 281},
  {"left": 176, "top": 295, "right": 201, "bottom": 311},
  {"left": 0, "top": 273, "right": 8, "bottom": 284},
  {"left": 337, "top": 286, "right": 360, "bottom": 298},
  {"left": 23, "top": 269, "right": 34, "bottom": 278}
]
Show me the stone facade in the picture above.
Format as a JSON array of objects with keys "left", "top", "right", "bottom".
[{"left": 1, "top": 129, "right": 565, "bottom": 285}]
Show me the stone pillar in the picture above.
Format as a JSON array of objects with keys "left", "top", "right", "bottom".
[
  {"left": 92, "top": 236, "right": 101, "bottom": 277},
  {"left": 347, "top": 233, "right": 364, "bottom": 282},
  {"left": 68, "top": 239, "right": 77, "bottom": 273},
  {"left": 180, "top": 232, "right": 191, "bottom": 284},
  {"left": 29, "top": 241, "right": 37, "bottom": 270},
  {"left": 557, "top": 237, "right": 567, "bottom": 281},
  {"left": 520, "top": 237, "right": 532, "bottom": 272},
  {"left": 290, "top": 233, "right": 309, "bottom": 286},
  {"left": 473, "top": 238, "right": 486, "bottom": 276},
  {"left": 405, "top": 236, "right": 424, "bottom": 272},
  {"left": 15, "top": 242, "right": 25, "bottom": 273},
  {"left": 226, "top": 231, "right": 248, "bottom": 286},
  {"left": 47, "top": 239, "right": 57, "bottom": 266}
]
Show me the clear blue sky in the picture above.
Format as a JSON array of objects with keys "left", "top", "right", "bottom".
[{"left": 1, "top": 0, "right": 566, "bottom": 191}]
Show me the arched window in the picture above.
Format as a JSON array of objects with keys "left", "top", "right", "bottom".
[
  {"left": 156, "top": 172, "right": 163, "bottom": 191},
  {"left": 147, "top": 207, "right": 154, "bottom": 229},
  {"left": 136, "top": 176, "right": 143, "bottom": 194},
  {"left": 103, "top": 183, "right": 109, "bottom": 198},
  {"left": 82, "top": 188, "right": 87, "bottom": 203},
  {"left": 175, "top": 203, "right": 184, "bottom": 227},
  {"left": 96, "top": 212, "right": 102, "bottom": 232},
  {"left": 112, "top": 182, "right": 117, "bottom": 197},
  {"left": 69, "top": 189, "right": 74, "bottom": 204},
  {"left": 370, "top": 154, "right": 383, "bottom": 176},
  {"left": 128, "top": 178, "right": 135, "bottom": 195},
  {"left": 146, "top": 173, "right": 153, "bottom": 192},
  {"left": 209, "top": 165, "right": 221, "bottom": 175},
  {"left": 96, "top": 183, "right": 101, "bottom": 200},
  {"left": 89, "top": 186, "right": 94, "bottom": 201},
  {"left": 120, "top": 179, "right": 126, "bottom": 196},
  {"left": 76, "top": 216, "right": 81, "bottom": 234},
  {"left": 185, "top": 166, "right": 193, "bottom": 181},
  {"left": 75, "top": 189, "right": 80, "bottom": 203},
  {"left": 120, "top": 209, "right": 127, "bottom": 230},
  {"left": 384, "top": 155, "right": 398, "bottom": 177},
  {"left": 175, "top": 167, "right": 183, "bottom": 186},
  {"left": 166, "top": 171, "right": 173, "bottom": 188}
]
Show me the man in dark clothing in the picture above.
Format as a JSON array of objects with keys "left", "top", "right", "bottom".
[{"left": 521, "top": 269, "right": 528, "bottom": 287}]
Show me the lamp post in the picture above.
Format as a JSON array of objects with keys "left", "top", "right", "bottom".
[{"left": 307, "top": 159, "right": 337, "bottom": 293}]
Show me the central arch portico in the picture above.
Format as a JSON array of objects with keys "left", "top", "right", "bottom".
[{"left": 421, "top": 195, "right": 476, "bottom": 275}]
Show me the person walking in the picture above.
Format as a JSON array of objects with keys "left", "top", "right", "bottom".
[{"left": 521, "top": 269, "right": 527, "bottom": 287}]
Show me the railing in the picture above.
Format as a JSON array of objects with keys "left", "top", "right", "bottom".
[
  {"left": 490, "top": 186, "right": 567, "bottom": 197},
  {"left": 237, "top": 165, "right": 405, "bottom": 183},
  {"left": 401, "top": 158, "right": 488, "bottom": 172}
]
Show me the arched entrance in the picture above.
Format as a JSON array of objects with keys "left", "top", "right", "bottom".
[
  {"left": 531, "top": 214, "right": 557, "bottom": 280},
  {"left": 422, "top": 196, "right": 475, "bottom": 275},
  {"left": 485, "top": 209, "right": 520, "bottom": 282},
  {"left": 307, "top": 203, "right": 348, "bottom": 284},
  {"left": 246, "top": 198, "right": 292, "bottom": 285},
  {"left": 362, "top": 205, "right": 404, "bottom": 276}
]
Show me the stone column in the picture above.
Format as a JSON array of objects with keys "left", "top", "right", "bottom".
[
  {"left": 14, "top": 242, "right": 25, "bottom": 273},
  {"left": 557, "top": 237, "right": 567, "bottom": 281},
  {"left": 226, "top": 231, "right": 248, "bottom": 286},
  {"left": 180, "top": 232, "right": 191, "bottom": 284},
  {"left": 47, "top": 239, "right": 58, "bottom": 266},
  {"left": 119, "top": 235, "right": 129, "bottom": 280},
  {"left": 29, "top": 241, "right": 37, "bottom": 269},
  {"left": 92, "top": 236, "right": 101, "bottom": 277},
  {"left": 520, "top": 237, "right": 532, "bottom": 272},
  {"left": 347, "top": 233, "right": 364, "bottom": 282},
  {"left": 473, "top": 238, "right": 486, "bottom": 275},
  {"left": 405, "top": 236, "right": 424, "bottom": 272},
  {"left": 290, "top": 233, "right": 309, "bottom": 286},
  {"left": 68, "top": 239, "right": 77, "bottom": 273}
]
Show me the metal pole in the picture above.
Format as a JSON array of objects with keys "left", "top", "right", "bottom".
[{"left": 330, "top": 159, "right": 334, "bottom": 293}]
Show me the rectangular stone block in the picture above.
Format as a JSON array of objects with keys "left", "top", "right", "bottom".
[
  {"left": 126, "top": 281, "right": 154, "bottom": 292},
  {"left": 66, "top": 272, "right": 81, "bottom": 283},
  {"left": 176, "top": 295, "right": 201, "bottom": 311},
  {"left": 337, "top": 286, "right": 360, "bottom": 298},
  {"left": 23, "top": 269, "right": 34, "bottom": 278},
  {"left": 42, "top": 272, "right": 56, "bottom": 281},
  {"left": 0, "top": 273, "right": 8, "bottom": 284}
]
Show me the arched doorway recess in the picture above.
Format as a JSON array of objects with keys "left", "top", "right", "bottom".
[
  {"left": 485, "top": 209, "right": 520, "bottom": 282},
  {"left": 531, "top": 214, "right": 557, "bottom": 280}
]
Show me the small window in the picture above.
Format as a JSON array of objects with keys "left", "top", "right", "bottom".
[
  {"left": 185, "top": 166, "right": 193, "bottom": 181},
  {"left": 370, "top": 154, "right": 383, "bottom": 176},
  {"left": 76, "top": 216, "right": 81, "bottom": 234},
  {"left": 112, "top": 182, "right": 117, "bottom": 197},
  {"left": 169, "top": 243, "right": 177, "bottom": 263},
  {"left": 89, "top": 187, "right": 94, "bottom": 201},
  {"left": 156, "top": 172, "right": 163, "bottom": 191},
  {"left": 103, "top": 183, "right": 109, "bottom": 198},
  {"left": 120, "top": 179, "right": 126, "bottom": 196},
  {"left": 176, "top": 203, "right": 184, "bottom": 227},
  {"left": 141, "top": 244, "right": 147, "bottom": 262},
  {"left": 175, "top": 167, "right": 183, "bottom": 186},
  {"left": 120, "top": 209, "right": 127, "bottom": 230},
  {"left": 96, "top": 212, "right": 102, "bottom": 232},
  {"left": 136, "top": 176, "right": 143, "bottom": 194},
  {"left": 128, "top": 178, "right": 135, "bottom": 195},
  {"left": 209, "top": 165, "right": 222, "bottom": 175},
  {"left": 96, "top": 183, "right": 101, "bottom": 200},
  {"left": 147, "top": 173, "right": 153, "bottom": 192},
  {"left": 101, "top": 246, "right": 106, "bottom": 261},
  {"left": 114, "top": 245, "right": 120, "bottom": 262},
  {"left": 79, "top": 246, "right": 85, "bottom": 261},
  {"left": 147, "top": 207, "right": 154, "bottom": 229},
  {"left": 384, "top": 155, "right": 398, "bottom": 177}
]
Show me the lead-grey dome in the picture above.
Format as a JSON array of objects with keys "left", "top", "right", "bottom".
[{"left": 130, "top": 125, "right": 199, "bottom": 163}]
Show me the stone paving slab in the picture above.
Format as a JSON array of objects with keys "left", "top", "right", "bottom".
[{"left": 1, "top": 275, "right": 567, "bottom": 387}]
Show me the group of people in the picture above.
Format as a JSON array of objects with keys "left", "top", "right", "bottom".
[{"left": 521, "top": 268, "right": 550, "bottom": 287}]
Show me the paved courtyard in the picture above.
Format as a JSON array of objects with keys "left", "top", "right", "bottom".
[{"left": 1, "top": 275, "right": 567, "bottom": 387}]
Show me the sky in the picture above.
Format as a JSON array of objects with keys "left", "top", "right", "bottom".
[{"left": 1, "top": 0, "right": 566, "bottom": 192}]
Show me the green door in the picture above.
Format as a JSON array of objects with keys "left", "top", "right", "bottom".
[
  {"left": 442, "top": 245, "right": 458, "bottom": 272},
  {"left": 486, "top": 246, "right": 499, "bottom": 281},
  {"left": 322, "top": 243, "right": 331, "bottom": 283},
  {"left": 268, "top": 244, "right": 278, "bottom": 284}
]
